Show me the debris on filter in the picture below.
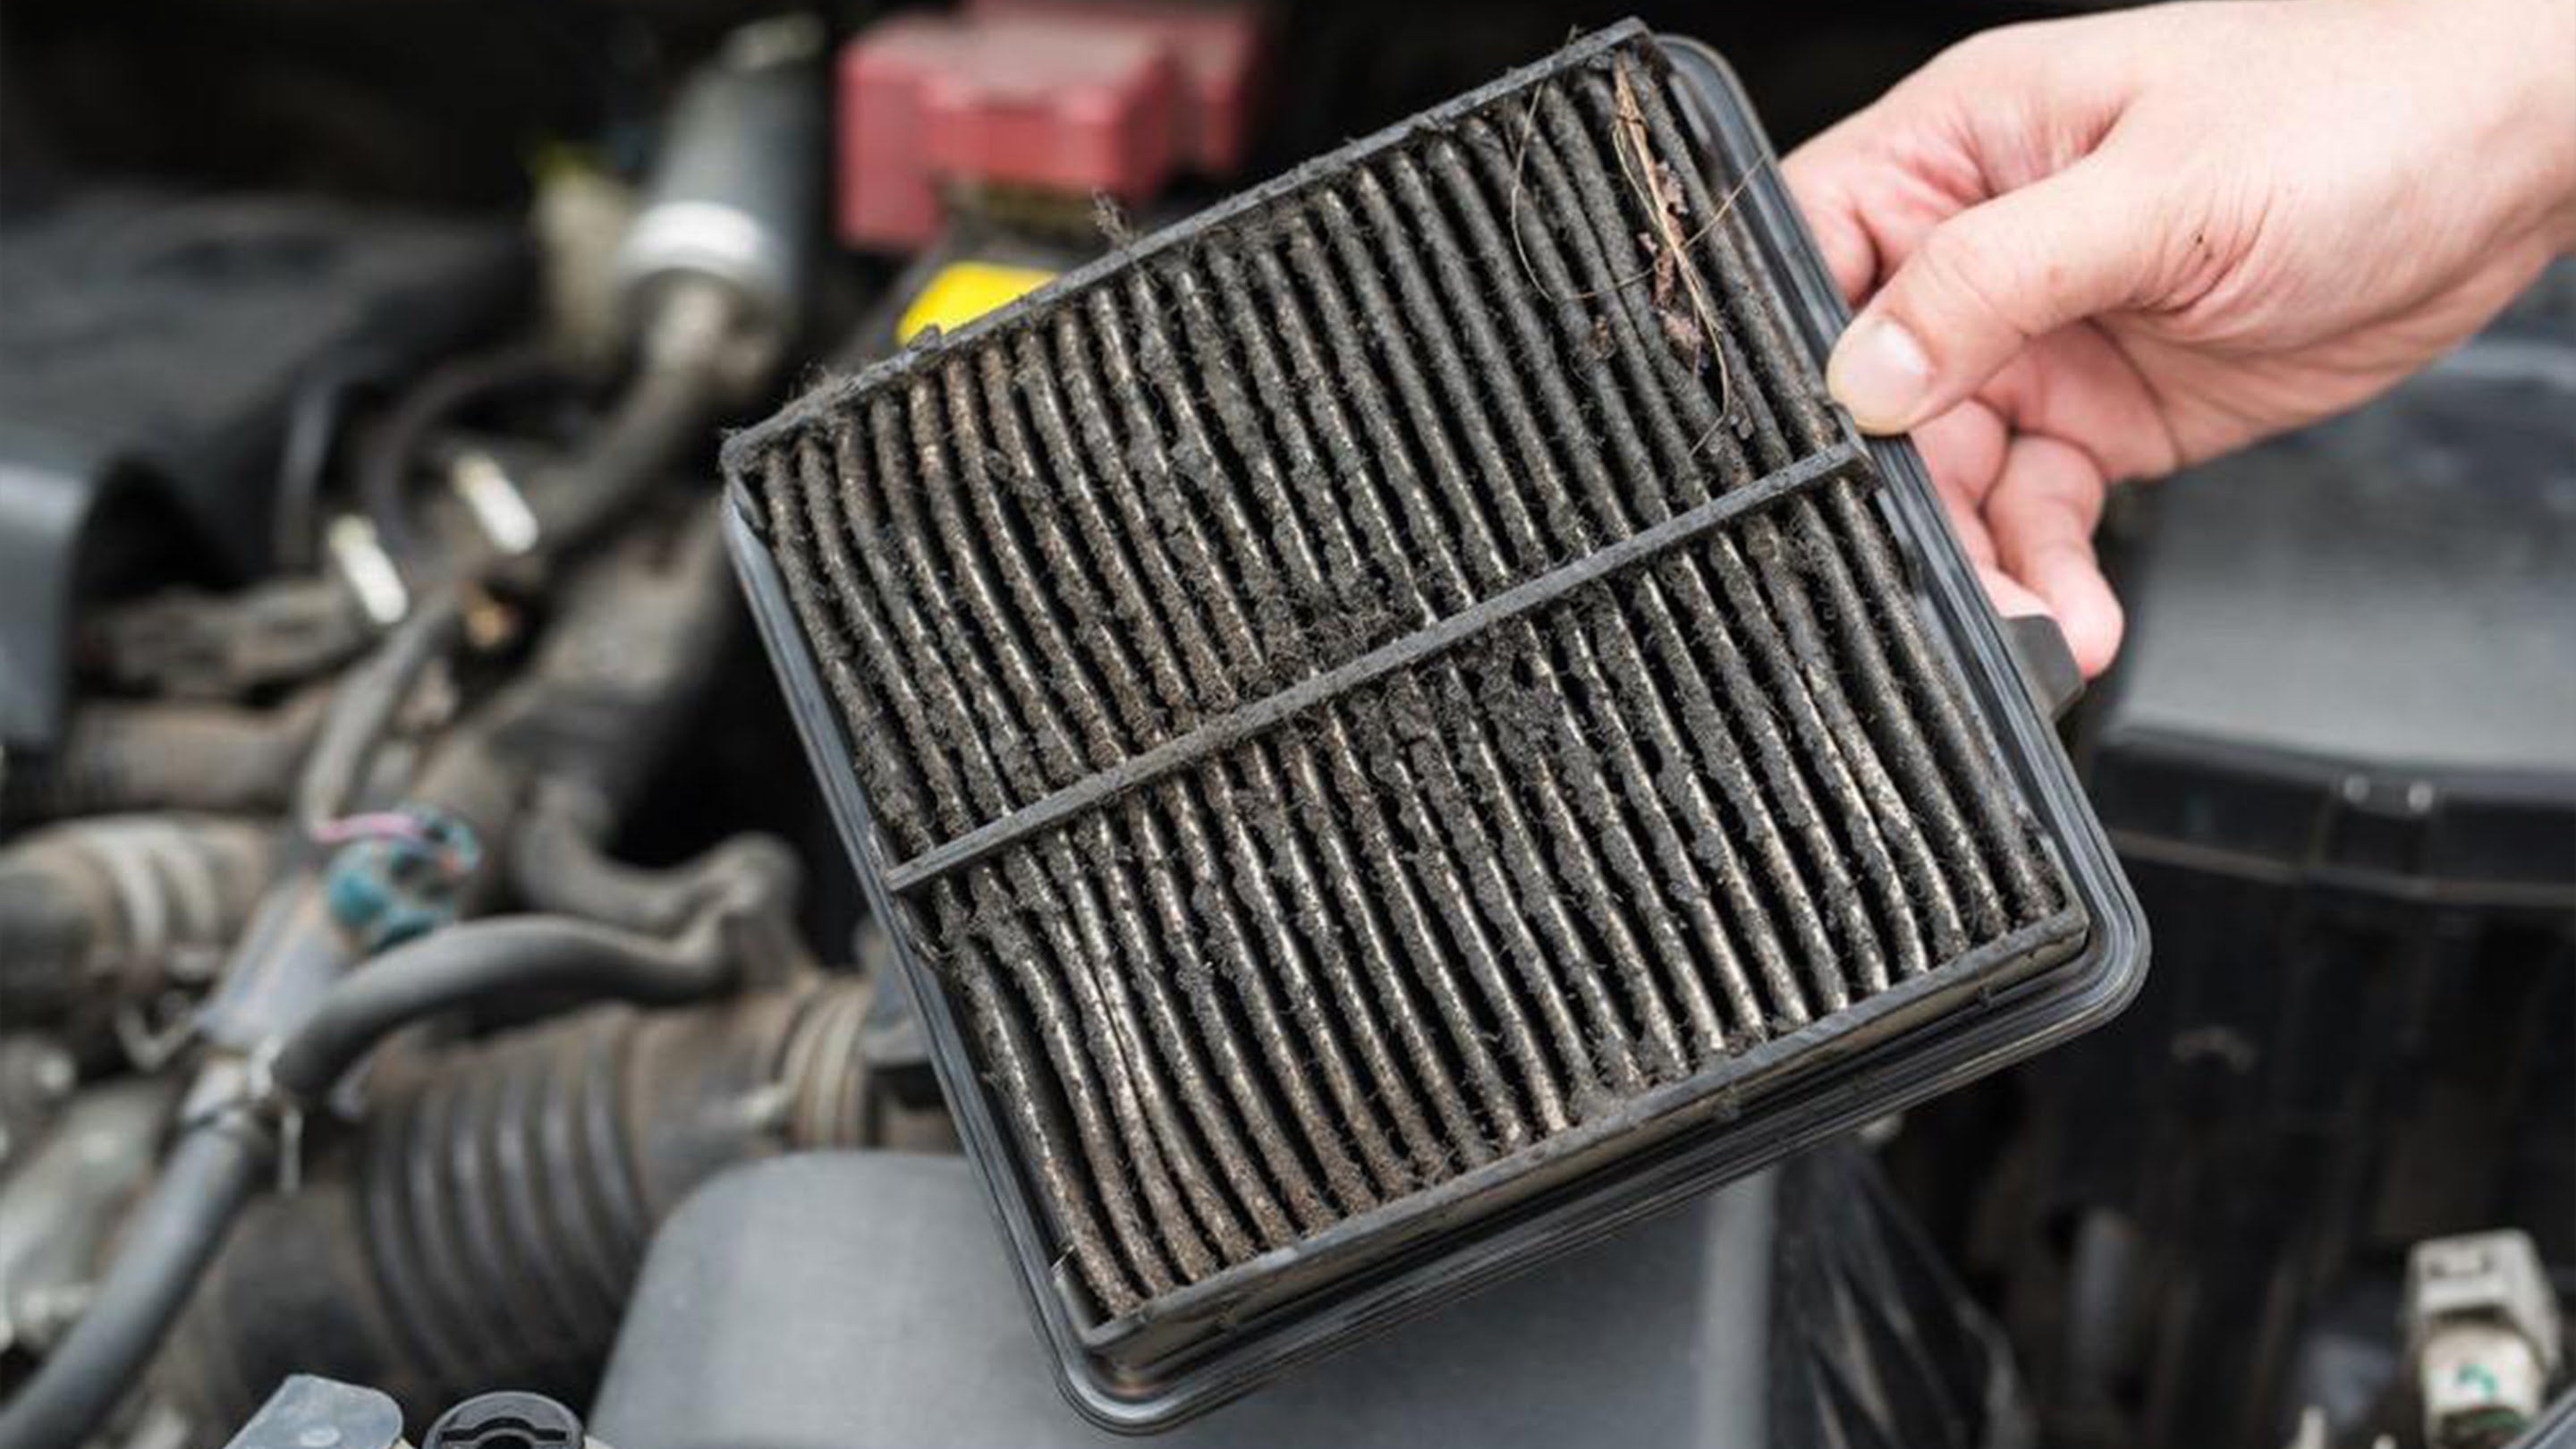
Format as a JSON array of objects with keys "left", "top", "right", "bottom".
[
  {"left": 735, "top": 31, "right": 2080, "bottom": 1324},
  {"left": 1091, "top": 191, "right": 1137, "bottom": 249},
  {"left": 1612, "top": 59, "right": 1726, "bottom": 411}
]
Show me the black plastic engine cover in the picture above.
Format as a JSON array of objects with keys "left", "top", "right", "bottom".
[
  {"left": 0, "top": 180, "right": 521, "bottom": 746},
  {"left": 591, "top": 1146, "right": 2023, "bottom": 1449}
]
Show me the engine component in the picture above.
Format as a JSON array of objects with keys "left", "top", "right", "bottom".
[
  {"left": 1, "top": 695, "right": 327, "bottom": 829},
  {"left": 88, "top": 579, "right": 371, "bottom": 704},
  {"left": 613, "top": 16, "right": 824, "bottom": 406},
  {"left": 589, "top": 1143, "right": 2021, "bottom": 1449},
  {"left": 352, "top": 21, "right": 820, "bottom": 591},
  {"left": 513, "top": 778, "right": 788, "bottom": 917},
  {"left": 352, "top": 344, "right": 567, "bottom": 573},
  {"left": 0, "top": 185, "right": 522, "bottom": 749},
  {"left": 2089, "top": 340, "right": 2576, "bottom": 909},
  {"left": 1768, "top": 1137, "right": 2031, "bottom": 1449},
  {"left": 0, "top": 1041, "right": 78, "bottom": 1182},
  {"left": 216, "top": 1377, "right": 403, "bottom": 1449},
  {"left": 0, "top": 1082, "right": 174, "bottom": 1362},
  {"left": 728, "top": 22, "right": 2138, "bottom": 1423},
  {"left": 1916, "top": 301, "right": 2576, "bottom": 1449},
  {"left": 152, "top": 976, "right": 877, "bottom": 1429},
  {"left": 2407, "top": 1232, "right": 2564, "bottom": 1449},
  {"left": 472, "top": 513, "right": 740, "bottom": 824},
  {"left": 424, "top": 1392, "right": 586, "bottom": 1449},
  {"left": 593, "top": 1149, "right": 1778, "bottom": 1449},
  {"left": 0, "top": 498, "right": 775, "bottom": 1449},
  {"left": 836, "top": 0, "right": 1266, "bottom": 250},
  {"left": 68, "top": 883, "right": 797, "bottom": 1449},
  {"left": 968, "top": 0, "right": 1267, "bottom": 175},
  {"left": 292, "top": 596, "right": 466, "bottom": 837},
  {"left": 266, "top": 897, "right": 769, "bottom": 1108},
  {"left": 214, "top": 1377, "right": 601, "bottom": 1449},
  {"left": 0, "top": 1115, "right": 266, "bottom": 1449},
  {"left": 833, "top": 224, "right": 1099, "bottom": 371},
  {"left": 320, "top": 809, "right": 480, "bottom": 953},
  {"left": 0, "top": 816, "right": 273, "bottom": 1048}
]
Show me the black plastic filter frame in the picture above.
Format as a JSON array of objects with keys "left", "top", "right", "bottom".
[{"left": 723, "top": 22, "right": 2148, "bottom": 1432}]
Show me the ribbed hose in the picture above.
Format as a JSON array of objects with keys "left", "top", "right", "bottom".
[
  {"left": 152, "top": 978, "right": 875, "bottom": 1426},
  {"left": 0, "top": 815, "right": 274, "bottom": 1026}
]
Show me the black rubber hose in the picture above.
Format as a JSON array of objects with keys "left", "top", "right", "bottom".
[
  {"left": 293, "top": 593, "right": 464, "bottom": 833},
  {"left": 267, "top": 912, "right": 734, "bottom": 1103},
  {"left": 510, "top": 788, "right": 800, "bottom": 936},
  {"left": 0, "top": 1125, "right": 264, "bottom": 1449},
  {"left": 521, "top": 353, "right": 721, "bottom": 563},
  {"left": 356, "top": 343, "right": 564, "bottom": 564}
]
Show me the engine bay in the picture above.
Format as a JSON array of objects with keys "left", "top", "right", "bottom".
[{"left": 0, "top": 4, "right": 2567, "bottom": 1448}]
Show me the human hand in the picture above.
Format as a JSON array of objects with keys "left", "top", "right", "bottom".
[{"left": 1784, "top": 0, "right": 2576, "bottom": 675}]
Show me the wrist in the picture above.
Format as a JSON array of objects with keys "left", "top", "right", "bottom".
[{"left": 2507, "top": 0, "right": 2576, "bottom": 250}]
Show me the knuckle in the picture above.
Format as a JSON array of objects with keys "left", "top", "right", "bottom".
[
  {"left": 1908, "top": 224, "right": 2029, "bottom": 339},
  {"left": 1932, "top": 21, "right": 2052, "bottom": 84}
]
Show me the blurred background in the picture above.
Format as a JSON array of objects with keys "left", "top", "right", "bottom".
[{"left": 0, "top": 4, "right": 2567, "bottom": 1449}]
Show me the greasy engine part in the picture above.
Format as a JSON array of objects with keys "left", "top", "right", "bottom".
[
  {"left": 727, "top": 21, "right": 2137, "bottom": 1419},
  {"left": 0, "top": 1081, "right": 174, "bottom": 1363},
  {"left": 0, "top": 817, "right": 274, "bottom": 1052},
  {"left": 0, "top": 695, "right": 327, "bottom": 828},
  {"left": 0, "top": 504, "right": 782, "bottom": 1449},
  {"left": 88, "top": 579, "right": 372, "bottom": 704},
  {"left": 0, "top": 1040, "right": 80, "bottom": 1186},
  {"left": 150, "top": 974, "right": 877, "bottom": 1431}
]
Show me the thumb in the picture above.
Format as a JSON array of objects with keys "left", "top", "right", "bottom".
[{"left": 1826, "top": 156, "right": 2152, "bottom": 434}]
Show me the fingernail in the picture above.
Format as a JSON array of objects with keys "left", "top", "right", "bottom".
[{"left": 1827, "top": 314, "right": 1932, "bottom": 433}]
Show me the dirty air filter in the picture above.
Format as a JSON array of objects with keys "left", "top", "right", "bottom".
[{"left": 724, "top": 21, "right": 2145, "bottom": 1429}]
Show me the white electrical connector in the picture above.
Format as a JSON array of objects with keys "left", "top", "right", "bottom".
[
  {"left": 2405, "top": 1229, "right": 2563, "bottom": 1449},
  {"left": 325, "top": 514, "right": 409, "bottom": 628},
  {"left": 448, "top": 448, "right": 541, "bottom": 556}
]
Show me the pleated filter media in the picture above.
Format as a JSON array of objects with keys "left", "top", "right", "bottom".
[{"left": 724, "top": 21, "right": 2134, "bottom": 1425}]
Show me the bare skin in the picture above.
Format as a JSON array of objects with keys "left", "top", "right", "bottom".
[{"left": 1785, "top": 0, "right": 2576, "bottom": 675}]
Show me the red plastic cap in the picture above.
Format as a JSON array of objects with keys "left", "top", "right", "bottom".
[
  {"left": 837, "top": 1, "right": 1267, "bottom": 251},
  {"left": 966, "top": 0, "right": 1268, "bottom": 174}
]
